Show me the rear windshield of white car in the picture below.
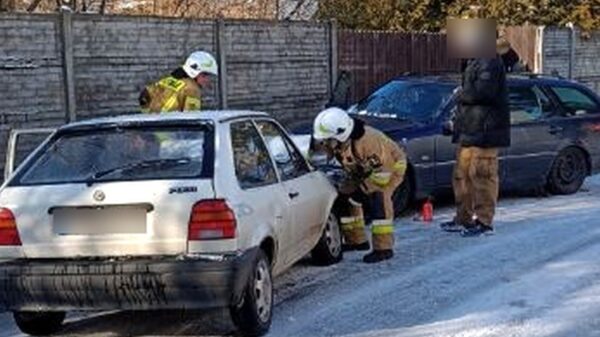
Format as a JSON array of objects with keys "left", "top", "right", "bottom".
[{"left": 9, "top": 125, "right": 213, "bottom": 186}]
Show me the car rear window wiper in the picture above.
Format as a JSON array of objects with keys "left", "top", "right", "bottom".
[{"left": 86, "top": 157, "right": 191, "bottom": 186}]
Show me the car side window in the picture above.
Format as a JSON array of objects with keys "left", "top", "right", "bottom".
[
  {"left": 255, "top": 120, "right": 311, "bottom": 181},
  {"left": 230, "top": 121, "right": 278, "bottom": 190},
  {"left": 508, "top": 86, "right": 550, "bottom": 124},
  {"left": 550, "top": 86, "right": 600, "bottom": 116}
]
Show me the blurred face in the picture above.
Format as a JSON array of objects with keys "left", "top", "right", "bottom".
[
  {"left": 195, "top": 73, "right": 213, "bottom": 89},
  {"left": 447, "top": 19, "right": 497, "bottom": 59}
]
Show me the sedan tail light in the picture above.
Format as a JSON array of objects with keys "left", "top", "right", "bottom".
[
  {"left": 188, "top": 200, "right": 236, "bottom": 240},
  {"left": 0, "top": 208, "right": 21, "bottom": 246}
]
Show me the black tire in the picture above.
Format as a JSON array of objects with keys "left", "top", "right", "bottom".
[
  {"left": 13, "top": 311, "right": 66, "bottom": 336},
  {"left": 547, "top": 147, "right": 588, "bottom": 195},
  {"left": 230, "top": 249, "right": 273, "bottom": 337},
  {"left": 311, "top": 212, "right": 343, "bottom": 266},
  {"left": 392, "top": 174, "right": 414, "bottom": 218}
]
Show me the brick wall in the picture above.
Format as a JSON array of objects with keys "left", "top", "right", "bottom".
[
  {"left": 542, "top": 26, "right": 600, "bottom": 94},
  {"left": 72, "top": 15, "right": 217, "bottom": 119},
  {"left": 542, "top": 27, "right": 572, "bottom": 78},
  {"left": 0, "top": 14, "right": 66, "bottom": 125},
  {"left": 0, "top": 12, "right": 333, "bottom": 178},
  {"left": 0, "top": 14, "right": 67, "bottom": 177},
  {"left": 573, "top": 29, "right": 600, "bottom": 94},
  {"left": 224, "top": 20, "right": 330, "bottom": 124}
]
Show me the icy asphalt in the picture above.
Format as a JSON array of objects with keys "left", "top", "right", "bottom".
[{"left": 1, "top": 176, "right": 600, "bottom": 337}]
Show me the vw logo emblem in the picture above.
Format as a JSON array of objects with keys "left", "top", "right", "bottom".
[{"left": 93, "top": 190, "right": 105, "bottom": 202}]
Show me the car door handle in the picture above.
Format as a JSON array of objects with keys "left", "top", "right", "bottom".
[
  {"left": 549, "top": 126, "right": 563, "bottom": 134},
  {"left": 288, "top": 192, "right": 300, "bottom": 199}
]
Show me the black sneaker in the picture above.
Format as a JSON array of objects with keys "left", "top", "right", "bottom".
[
  {"left": 342, "top": 241, "right": 370, "bottom": 252},
  {"left": 363, "top": 250, "right": 394, "bottom": 263},
  {"left": 440, "top": 220, "right": 465, "bottom": 232},
  {"left": 460, "top": 222, "right": 495, "bottom": 237}
]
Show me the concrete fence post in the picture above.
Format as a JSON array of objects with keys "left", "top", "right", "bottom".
[
  {"left": 534, "top": 26, "right": 545, "bottom": 73},
  {"left": 328, "top": 19, "right": 338, "bottom": 99},
  {"left": 59, "top": 10, "right": 76, "bottom": 122},
  {"left": 567, "top": 23, "right": 576, "bottom": 80},
  {"left": 216, "top": 18, "right": 228, "bottom": 109}
]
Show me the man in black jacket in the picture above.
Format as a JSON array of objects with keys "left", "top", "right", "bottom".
[{"left": 441, "top": 55, "right": 510, "bottom": 236}]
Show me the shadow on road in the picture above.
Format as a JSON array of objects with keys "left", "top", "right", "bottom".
[{"left": 59, "top": 309, "right": 237, "bottom": 336}]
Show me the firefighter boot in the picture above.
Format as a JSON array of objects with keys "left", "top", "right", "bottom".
[
  {"left": 363, "top": 219, "right": 394, "bottom": 263},
  {"left": 363, "top": 249, "right": 394, "bottom": 263}
]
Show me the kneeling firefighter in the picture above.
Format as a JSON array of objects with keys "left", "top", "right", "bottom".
[{"left": 312, "top": 107, "right": 407, "bottom": 263}]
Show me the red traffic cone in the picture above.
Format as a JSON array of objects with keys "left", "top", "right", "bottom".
[{"left": 421, "top": 198, "right": 433, "bottom": 222}]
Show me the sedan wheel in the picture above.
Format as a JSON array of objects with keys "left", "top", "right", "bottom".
[
  {"left": 311, "top": 213, "right": 343, "bottom": 266},
  {"left": 547, "top": 147, "right": 588, "bottom": 195}
]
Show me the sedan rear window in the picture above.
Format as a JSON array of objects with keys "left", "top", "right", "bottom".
[
  {"left": 550, "top": 86, "right": 599, "bottom": 116},
  {"left": 11, "top": 125, "right": 213, "bottom": 186}
]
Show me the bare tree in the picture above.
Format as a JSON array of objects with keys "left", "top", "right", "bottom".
[
  {"left": 27, "top": 0, "right": 44, "bottom": 11},
  {"left": 284, "top": 0, "right": 308, "bottom": 20}
]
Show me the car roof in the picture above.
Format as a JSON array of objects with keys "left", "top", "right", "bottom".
[
  {"left": 506, "top": 74, "right": 578, "bottom": 86},
  {"left": 59, "top": 110, "right": 269, "bottom": 131},
  {"left": 390, "top": 73, "right": 581, "bottom": 87},
  {"left": 389, "top": 75, "right": 460, "bottom": 85}
]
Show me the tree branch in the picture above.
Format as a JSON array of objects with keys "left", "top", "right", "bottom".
[
  {"left": 173, "top": 0, "right": 185, "bottom": 16},
  {"left": 284, "top": 0, "right": 308, "bottom": 20},
  {"left": 27, "top": 0, "right": 44, "bottom": 12}
]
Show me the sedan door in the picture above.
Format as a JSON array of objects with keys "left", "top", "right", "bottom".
[
  {"left": 434, "top": 102, "right": 459, "bottom": 189},
  {"left": 254, "top": 119, "right": 330, "bottom": 263},
  {"left": 545, "top": 84, "right": 600, "bottom": 171},
  {"left": 433, "top": 101, "right": 509, "bottom": 190},
  {"left": 504, "top": 84, "right": 564, "bottom": 188}
]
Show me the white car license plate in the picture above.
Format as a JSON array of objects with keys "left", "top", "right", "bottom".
[{"left": 53, "top": 206, "right": 147, "bottom": 235}]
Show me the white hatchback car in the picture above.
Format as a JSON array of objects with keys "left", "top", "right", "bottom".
[{"left": 0, "top": 111, "right": 342, "bottom": 336}]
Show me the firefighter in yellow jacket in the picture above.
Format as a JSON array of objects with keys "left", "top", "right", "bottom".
[
  {"left": 312, "top": 107, "right": 407, "bottom": 263},
  {"left": 139, "top": 51, "right": 218, "bottom": 113}
]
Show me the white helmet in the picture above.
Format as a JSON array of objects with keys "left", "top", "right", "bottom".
[
  {"left": 313, "top": 107, "right": 354, "bottom": 143},
  {"left": 183, "top": 51, "right": 218, "bottom": 78}
]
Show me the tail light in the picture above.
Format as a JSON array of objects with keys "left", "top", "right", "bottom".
[
  {"left": 0, "top": 208, "right": 21, "bottom": 246},
  {"left": 188, "top": 199, "right": 236, "bottom": 240}
]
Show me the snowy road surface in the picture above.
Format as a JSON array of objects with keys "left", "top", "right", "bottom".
[{"left": 2, "top": 176, "right": 600, "bottom": 337}]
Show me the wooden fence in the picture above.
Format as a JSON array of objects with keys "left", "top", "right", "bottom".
[{"left": 338, "top": 30, "right": 461, "bottom": 103}]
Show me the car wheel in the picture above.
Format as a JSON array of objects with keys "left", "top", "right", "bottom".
[
  {"left": 230, "top": 249, "right": 273, "bottom": 337},
  {"left": 393, "top": 175, "right": 413, "bottom": 217},
  {"left": 13, "top": 311, "right": 66, "bottom": 336},
  {"left": 547, "top": 147, "right": 588, "bottom": 195},
  {"left": 311, "top": 212, "right": 343, "bottom": 266}
]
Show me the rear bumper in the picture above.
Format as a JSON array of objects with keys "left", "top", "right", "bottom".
[{"left": 0, "top": 248, "right": 257, "bottom": 311}]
